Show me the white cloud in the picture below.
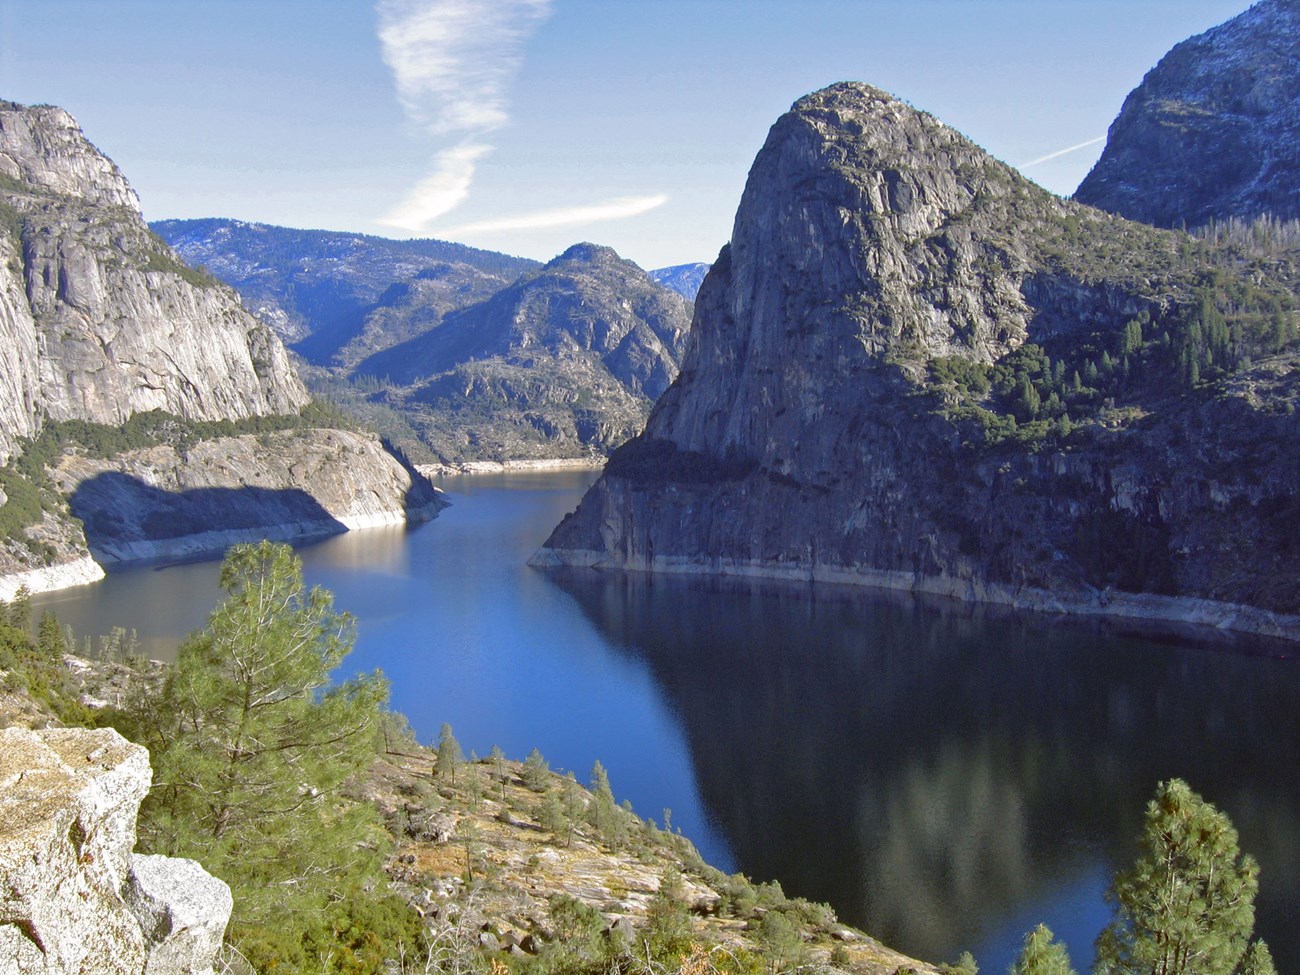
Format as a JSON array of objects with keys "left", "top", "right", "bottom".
[
  {"left": 377, "top": 0, "right": 551, "bottom": 135},
  {"left": 377, "top": 141, "right": 492, "bottom": 231},
  {"left": 436, "top": 195, "right": 671, "bottom": 235},
  {"left": 376, "top": 0, "right": 551, "bottom": 227},
  {"left": 1020, "top": 135, "right": 1106, "bottom": 169}
]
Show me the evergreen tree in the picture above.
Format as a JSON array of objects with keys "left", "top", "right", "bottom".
[
  {"left": 521, "top": 746, "right": 550, "bottom": 791},
  {"left": 1095, "top": 779, "right": 1262, "bottom": 975},
  {"left": 562, "top": 771, "right": 585, "bottom": 847},
  {"left": 941, "top": 950, "right": 979, "bottom": 975},
  {"left": 36, "top": 609, "right": 67, "bottom": 660},
  {"left": 436, "top": 721, "right": 464, "bottom": 783},
  {"left": 123, "top": 541, "right": 405, "bottom": 971},
  {"left": 1010, "top": 924, "right": 1076, "bottom": 975},
  {"left": 1240, "top": 939, "right": 1277, "bottom": 975},
  {"left": 539, "top": 786, "right": 567, "bottom": 837},
  {"left": 489, "top": 744, "right": 509, "bottom": 800},
  {"left": 587, "top": 759, "right": 626, "bottom": 846}
]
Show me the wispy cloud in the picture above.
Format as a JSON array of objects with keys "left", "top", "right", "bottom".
[
  {"left": 376, "top": 0, "right": 551, "bottom": 228},
  {"left": 377, "top": 141, "right": 492, "bottom": 231},
  {"left": 435, "top": 195, "right": 671, "bottom": 236},
  {"left": 1021, "top": 135, "right": 1107, "bottom": 169}
]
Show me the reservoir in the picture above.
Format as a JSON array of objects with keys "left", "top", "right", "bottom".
[{"left": 30, "top": 470, "right": 1300, "bottom": 973}]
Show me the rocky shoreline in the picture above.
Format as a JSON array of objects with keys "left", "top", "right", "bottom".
[
  {"left": 0, "top": 556, "right": 105, "bottom": 601},
  {"left": 0, "top": 499, "right": 446, "bottom": 600},
  {"left": 531, "top": 548, "right": 1300, "bottom": 645},
  {"left": 420, "top": 456, "right": 606, "bottom": 477}
]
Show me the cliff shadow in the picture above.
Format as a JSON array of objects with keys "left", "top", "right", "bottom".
[{"left": 69, "top": 472, "right": 347, "bottom": 563}]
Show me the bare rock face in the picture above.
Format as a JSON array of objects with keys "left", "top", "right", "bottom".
[
  {"left": 0, "top": 99, "right": 308, "bottom": 465},
  {"left": 0, "top": 104, "right": 140, "bottom": 210},
  {"left": 124, "top": 855, "right": 233, "bottom": 975},
  {"left": 0, "top": 726, "right": 231, "bottom": 975},
  {"left": 1075, "top": 0, "right": 1300, "bottom": 226},
  {"left": 535, "top": 83, "right": 1300, "bottom": 637}
]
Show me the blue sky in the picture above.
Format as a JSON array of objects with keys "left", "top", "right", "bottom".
[{"left": 0, "top": 0, "right": 1252, "bottom": 270}]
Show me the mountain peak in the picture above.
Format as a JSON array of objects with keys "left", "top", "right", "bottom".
[
  {"left": 554, "top": 242, "right": 626, "bottom": 266},
  {"left": 536, "top": 80, "right": 1300, "bottom": 636},
  {"left": 0, "top": 100, "right": 140, "bottom": 212},
  {"left": 1074, "top": 0, "right": 1300, "bottom": 226}
]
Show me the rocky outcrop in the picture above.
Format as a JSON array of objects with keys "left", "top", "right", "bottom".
[
  {"left": 0, "top": 726, "right": 231, "bottom": 975},
  {"left": 48, "top": 427, "right": 445, "bottom": 564},
  {"left": 534, "top": 83, "right": 1300, "bottom": 638},
  {"left": 1075, "top": 0, "right": 1300, "bottom": 226},
  {"left": 354, "top": 242, "right": 692, "bottom": 463}
]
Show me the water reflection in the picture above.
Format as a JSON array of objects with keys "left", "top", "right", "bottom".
[{"left": 545, "top": 569, "right": 1300, "bottom": 972}]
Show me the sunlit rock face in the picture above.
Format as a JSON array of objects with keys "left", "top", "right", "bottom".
[
  {"left": 0, "top": 726, "right": 232, "bottom": 975},
  {"left": 0, "top": 100, "right": 308, "bottom": 465},
  {"left": 1075, "top": 0, "right": 1300, "bottom": 227},
  {"left": 535, "top": 82, "right": 1300, "bottom": 636}
]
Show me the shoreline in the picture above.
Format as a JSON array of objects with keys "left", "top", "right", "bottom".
[
  {"left": 530, "top": 548, "right": 1300, "bottom": 645},
  {"left": 418, "top": 457, "right": 606, "bottom": 477},
  {"left": 0, "top": 556, "right": 106, "bottom": 602},
  {"left": 0, "top": 501, "right": 446, "bottom": 600}
]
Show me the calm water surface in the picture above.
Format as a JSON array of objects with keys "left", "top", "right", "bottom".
[{"left": 31, "top": 471, "right": 1300, "bottom": 973}]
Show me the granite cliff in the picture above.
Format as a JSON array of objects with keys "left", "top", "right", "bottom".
[
  {"left": 1075, "top": 0, "right": 1300, "bottom": 227},
  {"left": 535, "top": 83, "right": 1300, "bottom": 638},
  {"left": 0, "top": 101, "right": 443, "bottom": 595},
  {"left": 0, "top": 103, "right": 306, "bottom": 465}
]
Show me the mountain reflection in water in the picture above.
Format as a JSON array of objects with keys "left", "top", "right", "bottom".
[{"left": 544, "top": 568, "right": 1300, "bottom": 972}]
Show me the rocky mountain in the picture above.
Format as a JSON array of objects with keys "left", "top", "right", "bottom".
[
  {"left": 155, "top": 220, "right": 693, "bottom": 466},
  {"left": 1075, "top": 0, "right": 1300, "bottom": 227},
  {"left": 345, "top": 242, "right": 692, "bottom": 465},
  {"left": 534, "top": 82, "right": 1300, "bottom": 638},
  {"left": 649, "top": 262, "right": 711, "bottom": 301},
  {"left": 152, "top": 218, "right": 539, "bottom": 366},
  {"left": 0, "top": 100, "right": 443, "bottom": 595}
]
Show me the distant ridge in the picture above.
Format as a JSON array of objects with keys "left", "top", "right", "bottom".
[{"left": 649, "top": 262, "right": 711, "bottom": 301}]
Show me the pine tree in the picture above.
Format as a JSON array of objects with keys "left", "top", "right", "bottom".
[
  {"left": 1095, "top": 779, "right": 1262, "bottom": 975},
  {"left": 489, "top": 744, "right": 509, "bottom": 800},
  {"left": 1240, "top": 939, "right": 1277, "bottom": 975},
  {"left": 37, "top": 609, "right": 67, "bottom": 660},
  {"left": 1010, "top": 924, "right": 1076, "bottom": 975},
  {"left": 123, "top": 541, "right": 404, "bottom": 970},
  {"left": 436, "top": 721, "right": 464, "bottom": 783},
  {"left": 522, "top": 746, "right": 550, "bottom": 791},
  {"left": 538, "top": 786, "right": 567, "bottom": 837},
  {"left": 587, "top": 759, "right": 626, "bottom": 847}
]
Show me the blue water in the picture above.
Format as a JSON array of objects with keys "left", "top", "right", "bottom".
[{"left": 30, "top": 471, "right": 1300, "bottom": 974}]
